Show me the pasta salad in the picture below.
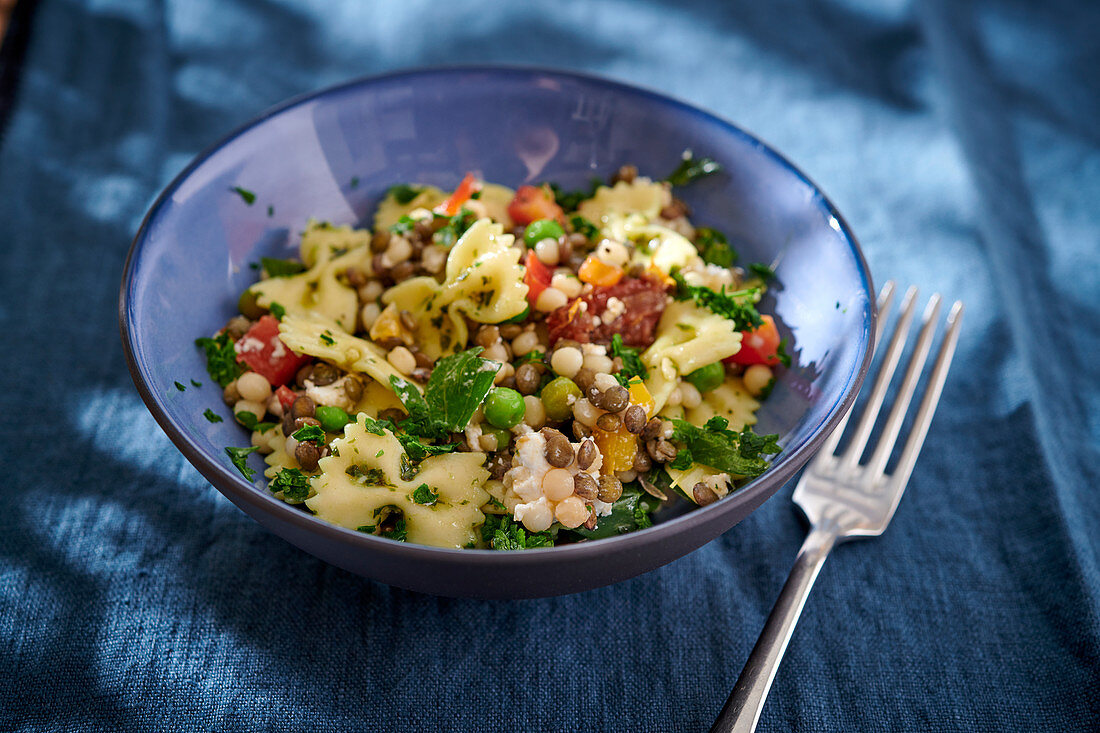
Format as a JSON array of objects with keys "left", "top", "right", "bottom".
[{"left": 197, "top": 156, "right": 789, "bottom": 550}]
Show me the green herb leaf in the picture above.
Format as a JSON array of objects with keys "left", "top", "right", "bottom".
[
  {"left": 272, "top": 468, "right": 311, "bottom": 501},
  {"left": 267, "top": 205, "right": 274, "bottom": 217},
  {"left": 411, "top": 483, "right": 439, "bottom": 506},
  {"left": 549, "top": 178, "right": 602, "bottom": 212},
  {"left": 390, "top": 215, "right": 417, "bottom": 235},
  {"left": 670, "top": 269, "right": 763, "bottom": 332},
  {"left": 268, "top": 302, "right": 285, "bottom": 320},
  {"left": 292, "top": 424, "right": 325, "bottom": 444},
  {"left": 749, "top": 262, "right": 776, "bottom": 282},
  {"left": 371, "top": 505, "right": 407, "bottom": 541},
  {"left": 432, "top": 208, "right": 477, "bottom": 248},
  {"left": 320, "top": 330, "right": 336, "bottom": 346},
  {"left": 569, "top": 485, "right": 660, "bottom": 540},
  {"left": 670, "top": 417, "right": 780, "bottom": 478},
  {"left": 386, "top": 183, "right": 422, "bottom": 204},
  {"left": 609, "top": 334, "right": 648, "bottom": 384},
  {"left": 225, "top": 446, "right": 259, "bottom": 481},
  {"left": 203, "top": 408, "right": 223, "bottom": 423},
  {"left": 174, "top": 381, "right": 186, "bottom": 392},
  {"left": 569, "top": 214, "right": 600, "bottom": 239},
  {"left": 345, "top": 465, "right": 391, "bottom": 486},
  {"left": 190, "top": 379, "right": 202, "bottom": 387},
  {"left": 360, "top": 415, "right": 394, "bottom": 436},
  {"left": 513, "top": 350, "right": 546, "bottom": 367},
  {"left": 260, "top": 257, "right": 307, "bottom": 277},
  {"left": 195, "top": 332, "right": 242, "bottom": 387},
  {"left": 775, "top": 338, "right": 792, "bottom": 368},
  {"left": 231, "top": 186, "right": 256, "bottom": 205},
  {"left": 396, "top": 432, "right": 457, "bottom": 462},
  {"left": 390, "top": 347, "right": 501, "bottom": 439},
  {"left": 665, "top": 150, "right": 722, "bottom": 186},
  {"left": 236, "top": 411, "right": 276, "bottom": 433},
  {"left": 350, "top": 176, "right": 360, "bottom": 189},
  {"left": 694, "top": 227, "right": 737, "bottom": 268},
  {"left": 481, "top": 513, "right": 556, "bottom": 550}
]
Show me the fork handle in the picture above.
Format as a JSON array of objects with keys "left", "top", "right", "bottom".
[{"left": 710, "top": 524, "right": 840, "bottom": 733}]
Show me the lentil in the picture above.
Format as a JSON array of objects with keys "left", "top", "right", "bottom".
[
  {"left": 597, "top": 474, "right": 623, "bottom": 503},
  {"left": 475, "top": 325, "right": 501, "bottom": 348},
  {"left": 632, "top": 450, "right": 652, "bottom": 473},
  {"left": 399, "top": 309, "right": 418, "bottom": 332},
  {"left": 623, "top": 405, "right": 647, "bottom": 434},
  {"left": 515, "top": 363, "right": 541, "bottom": 395},
  {"left": 576, "top": 439, "right": 598, "bottom": 470},
  {"left": 540, "top": 428, "right": 574, "bottom": 468},
  {"left": 310, "top": 362, "right": 339, "bottom": 386},
  {"left": 573, "top": 472, "right": 598, "bottom": 500},
  {"left": 692, "top": 482, "right": 719, "bottom": 506},
  {"left": 596, "top": 412, "right": 622, "bottom": 431}
]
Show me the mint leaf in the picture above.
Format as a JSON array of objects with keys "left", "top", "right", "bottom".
[
  {"left": 225, "top": 446, "right": 258, "bottom": 481},
  {"left": 665, "top": 150, "right": 721, "bottom": 186},
  {"left": 195, "top": 332, "right": 242, "bottom": 387},
  {"left": 568, "top": 485, "right": 659, "bottom": 540},
  {"left": 292, "top": 424, "right": 325, "bottom": 444},
  {"left": 236, "top": 411, "right": 276, "bottom": 433},
  {"left": 203, "top": 408, "right": 223, "bottom": 423},
  {"left": 272, "top": 468, "right": 311, "bottom": 501},
  {"left": 549, "top": 178, "right": 601, "bottom": 212},
  {"left": 396, "top": 433, "right": 457, "bottom": 462},
  {"left": 390, "top": 347, "right": 501, "bottom": 439},
  {"left": 261, "top": 257, "right": 306, "bottom": 277},
  {"left": 480, "top": 513, "right": 556, "bottom": 550},
  {"left": 749, "top": 262, "right": 776, "bottom": 281},
  {"left": 174, "top": 381, "right": 186, "bottom": 392},
  {"left": 609, "top": 334, "right": 648, "bottom": 383},
  {"left": 569, "top": 214, "right": 600, "bottom": 239},
  {"left": 269, "top": 302, "right": 285, "bottom": 320}
]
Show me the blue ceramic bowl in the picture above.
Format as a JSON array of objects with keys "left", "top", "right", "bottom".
[{"left": 121, "top": 67, "right": 874, "bottom": 599}]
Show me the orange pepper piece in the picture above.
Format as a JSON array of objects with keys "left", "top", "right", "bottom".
[{"left": 578, "top": 255, "right": 623, "bottom": 287}]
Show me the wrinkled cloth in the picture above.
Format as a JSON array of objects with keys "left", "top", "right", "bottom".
[{"left": 1, "top": 0, "right": 1097, "bottom": 730}]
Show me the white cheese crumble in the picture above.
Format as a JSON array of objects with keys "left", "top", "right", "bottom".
[{"left": 604, "top": 296, "right": 626, "bottom": 322}]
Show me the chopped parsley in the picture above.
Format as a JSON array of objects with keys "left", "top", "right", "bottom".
[
  {"left": 174, "top": 381, "right": 186, "bottom": 392},
  {"left": 481, "top": 513, "right": 555, "bottom": 550},
  {"left": 375, "top": 449, "right": 385, "bottom": 458},
  {"left": 749, "top": 262, "right": 776, "bottom": 282},
  {"left": 268, "top": 302, "right": 285, "bottom": 320},
  {"left": 569, "top": 214, "right": 600, "bottom": 239},
  {"left": 345, "top": 465, "right": 390, "bottom": 486},
  {"left": 191, "top": 379, "right": 202, "bottom": 387},
  {"left": 670, "top": 269, "right": 763, "bottom": 332},
  {"left": 203, "top": 408, "right": 223, "bottom": 424},
  {"left": 366, "top": 505, "right": 407, "bottom": 541},
  {"left": 225, "top": 446, "right": 258, "bottom": 481},
  {"left": 390, "top": 215, "right": 417, "bottom": 235},
  {"left": 411, "top": 483, "right": 439, "bottom": 506},
  {"left": 260, "top": 257, "right": 307, "bottom": 277},
  {"left": 236, "top": 410, "right": 276, "bottom": 433},
  {"left": 230, "top": 186, "right": 256, "bottom": 205},
  {"left": 694, "top": 227, "right": 737, "bottom": 268},
  {"left": 390, "top": 347, "right": 501, "bottom": 440},
  {"left": 568, "top": 485, "right": 659, "bottom": 540},
  {"left": 272, "top": 468, "right": 311, "bottom": 502},
  {"left": 292, "top": 424, "right": 325, "bottom": 444},
  {"left": 319, "top": 331, "right": 336, "bottom": 346},
  {"left": 609, "top": 334, "right": 648, "bottom": 384},
  {"left": 432, "top": 208, "right": 477, "bottom": 248},
  {"left": 267, "top": 205, "right": 274, "bottom": 217},
  {"left": 350, "top": 176, "right": 360, "bottom": 189},
  {"left": 513, "top": 350, "right": 546, "bottom": 366},
  {"left": 359, "top": 415, "right": 393, "bottom": 436},
  {"left": 775, "top": 338, "right": 792, "bottom": 368},
  {"left": 550, "top": 178, "right": 602, "bottom": 212},
  {"left": 386, "top": 183, "right": 422, "bottom": 204},
  {"left": 665, "top": 150, "right": 722, "bottom": 186},
  {"left": 195, "top": 332, "right": 242, "bottom": 387},
  {"left": 670, "top": 416, "right": 780, "bottom": 478},
  {"left": 396, "top": 433, "right": 457, "bottom": 462}
]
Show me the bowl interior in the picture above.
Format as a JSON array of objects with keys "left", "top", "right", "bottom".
[{"left": 122, "top": 67, "right": 873, "bottom": 597}]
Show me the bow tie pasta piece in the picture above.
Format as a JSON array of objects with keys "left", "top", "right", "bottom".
[
  {"left": 439, "top": 218, "right": 528, "bottom": 323},
  {"left": 373, "top": 185, "right": 446, "bottom": 230},
  {"left": 682, "top": 377, "right": 760, "bottom": 431},
  {"left": 578, "top": 177, "right": 671, "bottom": 226},
  {"left": 306, "top": 415, "right": 490, "bottom": 548},
  {"left": 278, "top": 313, "right": 417, "bottom": 396},
  {"left": 621, "top": 220, "right": 701, "bottom": 276},
  {"left": 381, "top": 277, "right": 469, "bottom": 360},
  {"left": 249, "top": 221, "right": 371, "bottom": 331},
  {"left": 642, "top": 301, "right": 743, "bottom": 414},
  {"left": 473, "top": 183, "right": 517, "bottom": 229}
]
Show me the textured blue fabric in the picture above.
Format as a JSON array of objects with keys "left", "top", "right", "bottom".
[{"left": 2, "top": 0, "right": 1098, "bottom": 730}]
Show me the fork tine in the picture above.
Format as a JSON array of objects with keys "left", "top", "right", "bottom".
[
  {"left": 837, "top": 285, "right": 920, "bottom": 470},
  {"left": 885, "top": 300, "right": 964, "bottom": 492},
  {"left": 864, "top": 294, "right": 943, "bottom": 477},
  {"left": 814, "top": 281, "right": 897, "bottom": 462}
]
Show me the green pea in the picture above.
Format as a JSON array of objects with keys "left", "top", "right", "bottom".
[
  {"left": 481, "top": 426, "right": 513, "bottom": 452},
  {"left": 315, "top": 405, "right": 351, "bottom": 433},
  {"left": 685, "top": 361, "right": 725, "bottom": 393},
  {"left": 523, "top": 219, "right": 565, "bottom": 248},
  {"left": 502, "top": 305, "right": 530, "bottom": 324},
  {"left": 484, "top": 387, "right": 525, "bottom": 429},
  {"left": 238, "top": 288, "right": 265, "bottom": 319},
  {"left": 540, "top": 376, "right": 581, "bottom": 421}
]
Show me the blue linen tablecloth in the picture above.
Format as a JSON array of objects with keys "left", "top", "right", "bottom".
[{"left": 1, "top": 0, "right": 1097, "bottom": 730}]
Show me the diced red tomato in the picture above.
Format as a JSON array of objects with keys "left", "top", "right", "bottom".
[
  {"left": 235, "top": 315, "right": 311, "bottom": 386},
  {"left": 508, "top": 185, "right": 564, "bottom": 226},
  {"left": 436, "top": 172, "right": 479, "bottom": 217},
  {"left": 546, "top": 276, "right": 667, "bottom": 348},
  {"left": 524, "top": 250, "right": 554, "bottom": 306},
  {"left": 275, "top": 385, "right": 298, "bottom": 411},
  {"left": 726, "top": 315, "right": 784, "bottom": 366}
]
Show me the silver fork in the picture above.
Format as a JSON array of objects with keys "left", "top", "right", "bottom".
[{"left": 710, "top": 282, "right": 964, "bottom": 733}]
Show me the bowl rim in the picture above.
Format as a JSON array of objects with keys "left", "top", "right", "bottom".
[{"left": 119, "top": 64, "right": 876, "bottom": 566}]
